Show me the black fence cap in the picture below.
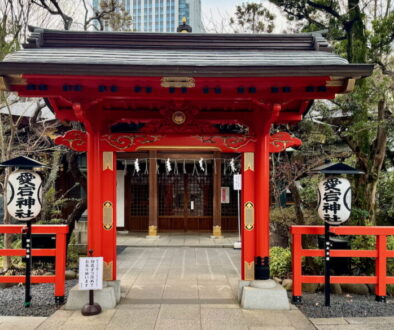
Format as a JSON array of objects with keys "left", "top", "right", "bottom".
[
  {"left": 310, "top": 162, "right": 364, "bottom": 175},
  {"left": 0, "top": 156, "right": 47, "bottom": 169}
]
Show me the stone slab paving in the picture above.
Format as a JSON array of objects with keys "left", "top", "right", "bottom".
[
  {"left": 0, "top": 316, "right": 47, "bottom": 330},
  {"left": 4, "top": 247, "right": 394, "bottom": 329},
  {"left": 117, "top": 232, "right": 239, "bottom": 247},
  {"left": 32, "top": 247, "right": 315, "bottom": 329},
  {"left": 310, "top": 316, "right": 394, "bottom": 329}
]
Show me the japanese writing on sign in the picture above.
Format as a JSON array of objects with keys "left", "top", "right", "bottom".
[
  {"left": 318, "top": 177, "right": 351, "bottom": 225},
  {"left": 233, "top": 174, "right": 242, "bottom": 191},
  {"left": 79, "top": 257, "right": 103, "bottom": 290},
  {"left": 7, "top": 170, "right": 42, "bottom": 221}
]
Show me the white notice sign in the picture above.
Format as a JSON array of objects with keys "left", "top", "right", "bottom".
[
  {"left": 79, "top": 257, "right": 103, "bottom": 290},
  {"left": 233, "top": 174, "right": 242, "bottom": 191}
]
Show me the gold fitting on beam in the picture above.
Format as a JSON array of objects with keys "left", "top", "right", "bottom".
[
  {"left": 161, "top": 77, "right": 195, "bottom": 88},
  {"left": 103, "top": 152, "right": 114, "bottom": 171},
  {"left": 0, "top": 74, "right": 25, "bottom": 91},
  {"left": 103, "top": 261, "right": 113, "bottom": 281},
  {"left": 244, "top": 201, "right": 254, "bottom": 230},
  {"left": 244, "top": 152, "right": 254, "bottom": 171},
  {"left": 244, "top": 261, "right": 255, "bottom": 281},
  {"left": 103, "top": 201, "right": 113, "bottom": 230}
]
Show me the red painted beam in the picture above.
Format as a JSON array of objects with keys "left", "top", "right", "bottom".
[
  {"left": 291, "top": 225, "right": 394, "bottom": 236},
  {"left": 300, "top": 249, "right": 377, "bottom": 258},
  {"left": 0, "top": 276, "right": 55, "bottom": 283},
  {"left": 0, "top": 249, "right": 56, "bottom": 257},
  {"left": 0, "top": 225, "right": 68, "bottom": 234},
  {"left": 301, "top": 275, "right": 377, "bottom": 284}
]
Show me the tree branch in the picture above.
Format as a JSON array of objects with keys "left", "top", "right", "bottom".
[{"left": 306, "top": 0, "right": 341, "bottom": 18}]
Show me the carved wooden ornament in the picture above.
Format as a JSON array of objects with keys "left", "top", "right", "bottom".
[{"left": 269, "top": 132, "right": 302, "bottom": 153}]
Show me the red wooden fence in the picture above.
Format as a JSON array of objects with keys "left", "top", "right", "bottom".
[
  {"left": 0, "top": 224, "right": 68, "bottom": 304},
  {"left": 291, "top": 225, "right": 394, "bottom": 303}
]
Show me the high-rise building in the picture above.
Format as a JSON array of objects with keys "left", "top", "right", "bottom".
[{"left": 92, "top": 0, "right": 203, "bottom": 33}]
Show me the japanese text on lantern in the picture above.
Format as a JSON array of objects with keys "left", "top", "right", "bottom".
[
  {"left": 318, "top": 177, "right": 351, "bottom": 225},
  {"left": 323, "top": 178, "right": 341, "bottom": 223},
  {"left": 15, "top": 172, "right": 36, "bottom": 219},
  {"left": 7, "top": 170, "right": 42, "bottom": 221}
]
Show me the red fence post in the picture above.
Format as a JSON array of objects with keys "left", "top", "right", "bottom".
[
  {"left": 54, "top": 231, "right": 67, "bottom": 304},
  {"left": 292, "top": 232, "right": 302, "bottom": 303},
  {"left": 375, "top": 234, "right": 387, "bottom": 302}
]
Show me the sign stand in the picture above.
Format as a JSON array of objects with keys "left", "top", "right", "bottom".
[
  {"left": 233, "top": 174, "right": 242, "bottom": 249},
  {"left": 81, "top": 250, "right": 102, "bottom": 316},
  {"left": 324, "top": 222, "right": 331, "bottom": 307},
  {"left": 23, "top": 222, "right": 33, "bottom": 307}
]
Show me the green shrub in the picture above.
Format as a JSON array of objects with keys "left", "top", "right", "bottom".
[
  {"left": 66, "top": 234, "right": 79, "bottom": 270},
  {"left": 350, "top": 235, "right": 375, "bottom": 275},
  {"left": 270, "top": 246, "right": 292, "bottom": 279}
]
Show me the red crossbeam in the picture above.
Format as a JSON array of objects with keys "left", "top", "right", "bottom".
[{"left": 0, "top": 276, "right": 55, "bottom": 283}]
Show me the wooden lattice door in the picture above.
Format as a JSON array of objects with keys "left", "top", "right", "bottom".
[{"left": 158, "top": 162, "right": 213, "bottom": 232}]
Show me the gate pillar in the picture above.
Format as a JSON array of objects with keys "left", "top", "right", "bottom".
[
  {"left": 86, "top": 130, "right": 117, "bottom": 280},
  {"left": 241, "top": 152, "right": 256, "bottom": 280},
  {"left": 254, "top": 129, "right": 271, "bottom": 280}
]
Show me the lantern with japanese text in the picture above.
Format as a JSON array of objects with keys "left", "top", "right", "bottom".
[
  {"left": 318, "top": 177, "right": 351, "bottom": 225},
  {"left": 7, "top": 170, "right": 42, "bottom": 221}
]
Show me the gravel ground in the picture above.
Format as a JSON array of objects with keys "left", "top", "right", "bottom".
[
  {"left": 295, "top": 292, "right": 394, "bottom": 318},
  {"left": 0, "top": 279, "right": 77, "bottom": 317}
]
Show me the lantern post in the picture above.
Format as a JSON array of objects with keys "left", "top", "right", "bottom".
[
  {"left": 0, "top": 156, "right": 47, "bottom": 307},
  {"left": 312, "top": 162, "right": 364, "bottom": 307}
]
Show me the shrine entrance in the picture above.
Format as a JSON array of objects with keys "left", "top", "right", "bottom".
[
  {"left": 158, "top": 160, "right": 213, "bottom": 232},
  {"left": 122, "top": 152, "right": 239, "bottom": 233}
]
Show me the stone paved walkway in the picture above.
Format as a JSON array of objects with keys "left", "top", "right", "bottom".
[
  {"left": 5, "top": 247, "right": 394, "bottom": 329},
  {"left": 37, "top": 247, "right": 314, "bottom": 329},
  {"left": 117, "top": 232, "right": 239, "bottom": 247},
  {"left": 310, "top": 316, "right": 394, "bottom": 329}
]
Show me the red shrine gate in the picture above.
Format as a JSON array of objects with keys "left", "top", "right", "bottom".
[{"left": 0, "top": 28, "right": 372, "bottom": 282}]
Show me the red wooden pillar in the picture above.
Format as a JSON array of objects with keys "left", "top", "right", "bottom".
[
  {"left": 86, "top": 130, "right": 103, "bottom": 257},
  {"left": 101, "top": 149, "right": 117, "bottom": 281},
  {"left": 254, "top": 128, "right": 271, "bottom": 280},
  {"left": 375, "top": 234, "right": 387, "bottom": 300},
  {"left": 241, "top": 152, "right": 255, "bottom": 280},
  {"left": 86, "top": 129, "right": 117, "bottom": 281}
]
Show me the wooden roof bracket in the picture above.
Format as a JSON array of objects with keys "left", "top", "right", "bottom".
[
  {"left": 0, "top": 74, "right": 25, "bottom": 91},
  {"left": 327, "top": 76, "right": 357, "bottom": 93}
]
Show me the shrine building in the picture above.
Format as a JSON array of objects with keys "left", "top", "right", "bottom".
[{"left": 0, "top": 27, "right": 373, "bottom": 283}]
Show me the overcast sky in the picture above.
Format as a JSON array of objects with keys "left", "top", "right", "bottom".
[{"left": 201, "top": 0, "right": 288, "bottom": 33}]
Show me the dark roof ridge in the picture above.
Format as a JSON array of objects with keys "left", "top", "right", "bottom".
[{"left": 24, "top": 26, "right": 331, "bottom": 52}]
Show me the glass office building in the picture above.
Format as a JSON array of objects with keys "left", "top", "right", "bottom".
[{"left": 92, "top": 0, "right": 203, "bottom": 32}]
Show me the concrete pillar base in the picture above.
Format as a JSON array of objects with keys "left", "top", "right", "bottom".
[
  {"left": 65, "top": 280, "right": 121, "bottom": 310},
  {"left": 233, "top": 241, "right": 242, "bottom": 249},
  {"left": 238, "top": 280, "right": 290, "bottom": 310}
]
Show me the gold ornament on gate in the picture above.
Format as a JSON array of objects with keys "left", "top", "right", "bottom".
[
  {"left": 172, "top": 111, "right": 186, "bottom": 125},
  {"left": 244, "top": 201, "right": 254, "bottom": 230}
]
